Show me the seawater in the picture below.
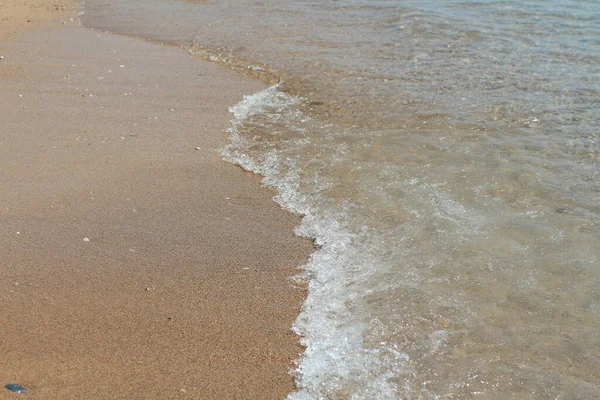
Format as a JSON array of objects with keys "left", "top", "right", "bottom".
[{"left": 82, "top": 0, "right": 600, "bottom": 398}]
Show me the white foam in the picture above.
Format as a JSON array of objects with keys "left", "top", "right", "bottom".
[{"left": 222, "top": 85, "right": 405, "bottom": 399}]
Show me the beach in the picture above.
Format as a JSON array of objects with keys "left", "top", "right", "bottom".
[
  {"left": 0, "top": 2, "right": 314, "bottom": 398},
  {"left": 4, "top": 0, "right": 600, "bottom": 398}
]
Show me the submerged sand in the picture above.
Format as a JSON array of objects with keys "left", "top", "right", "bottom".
[{"left": 0, "top": 4, "right": 312, "bottom": 399}]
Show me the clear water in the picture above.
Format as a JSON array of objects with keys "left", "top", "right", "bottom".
[{"left": 82, "top": 0, "right": 600, "bottom": 398}]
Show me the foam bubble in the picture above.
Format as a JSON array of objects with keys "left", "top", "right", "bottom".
[{"left": 222, "top": 85, "right": 404, "bottom": 399}]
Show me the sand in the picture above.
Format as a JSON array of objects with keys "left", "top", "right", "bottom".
[
  {"left": 0, "top": 0, "right": 74, "bottom": 42},
  {"left": 0, "top": 3, "right": 313, "bottom": 399}
]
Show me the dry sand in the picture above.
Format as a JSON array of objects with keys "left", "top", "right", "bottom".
[
  {"left": 0, "top": 3, "right": 313, "bottom": 399},
  {"left": 0, "top": 0, "right": 74, "bottom": 42}
]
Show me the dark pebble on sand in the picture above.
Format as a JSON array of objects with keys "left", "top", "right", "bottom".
[{"left": 5, "top": 383, "right": 26, "bottom": 393}]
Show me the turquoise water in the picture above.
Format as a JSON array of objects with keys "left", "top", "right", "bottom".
[{"left": 82, "top": 1, "right": 600, "bottom": 398}]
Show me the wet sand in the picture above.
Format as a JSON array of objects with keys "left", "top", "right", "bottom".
[{"left": 0, "top": 3, "right": 313, "bottom": 399}]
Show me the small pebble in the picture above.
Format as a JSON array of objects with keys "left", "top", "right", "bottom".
[
  {"left": 0, "top": 56, "right": 4, "bottom": 60},
  {"left": 194, "top": 147, "right": 201, "bottom": 150},
  {"left": 5, "top": 383, "right": 26, "bottom": 393},
  {"left": 82, "top": 237, "right": 90, "bottom": 242}
]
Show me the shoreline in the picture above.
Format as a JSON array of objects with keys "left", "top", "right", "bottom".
[{"left": 0, "top": 3, "right": 313, "bottom": 399}]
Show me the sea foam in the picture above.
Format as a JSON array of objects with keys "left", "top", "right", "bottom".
[{"left": 222, "top": 85, "right": 405, "bottom": 399}]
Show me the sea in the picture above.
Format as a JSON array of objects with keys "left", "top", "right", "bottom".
[{"left": 81, "top": 0, "right": 600, "bottom": 398}]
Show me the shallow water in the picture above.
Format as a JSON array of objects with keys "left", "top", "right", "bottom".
[{"left": 82, "top": 0, "right": 600, "bottom": 398}]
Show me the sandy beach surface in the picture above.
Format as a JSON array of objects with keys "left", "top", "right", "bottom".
[{"left": 0, "top": 2, "right": 313, "bottom": 399}]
